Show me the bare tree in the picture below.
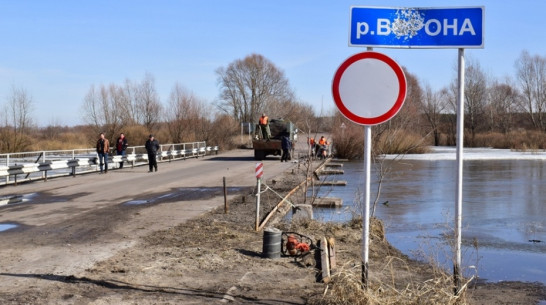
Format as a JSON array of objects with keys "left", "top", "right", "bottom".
[
  {"left": 166, "top": 83, "right": 201, "bottom": 142},
  {"left": 81, "top": 83, "right": 126, "bottom": 142},
  {"left": 82, "top": 84, "right": 101, "bottom": 128},
  {"left": 0, "top": 86, "right": 34, "bottom": 152},
  {"left": 420, "top": 84, "right": 448, "bottom": 146},
  {"left": 487, "top": 79, "right": 519, "bottom": 133},
  {"left": 120, "top": 78, "right": 138, "bottom": 126},
  {"left": 203, "top": 113, "right": 238, "bottom": 149},
  {"left": 466, "top": 60, "right": 488, "bottom": 145},
  {"left": 515, "top": 50, "right": 546, "bottom": 130},
  {"left": 450, "top": 58, "right": 488, "bottom": 145},
  {"left": 216, "top": 53, "right": 295, "bottom": 123},
  {"left": 270, "top": 99, "right": 316, "bottom": 132},
  {"left": 135, "top": 73, "right": 162, "bottom": 132}
]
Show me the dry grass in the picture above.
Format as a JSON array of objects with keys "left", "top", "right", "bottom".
[
  {"left": 308, "top": 254, "right": 472, "bottom": 305},
  {"left": 30, "top": 131, "right": 89, "bottom": 151},
  {"left": 309, "top": 261, "right": 469, "bottom": 305},
  {"left": 375, "top": 129, "right": 431, "bottom": 155},
  {"left": 470, "top": 130, "right": 546, "bottom": 150},
  {"left": 288, "top": 217, "right": 473, "bottom": 305}
]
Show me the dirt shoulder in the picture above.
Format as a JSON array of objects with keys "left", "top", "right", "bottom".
[{"left": 1, "top": 159, "right": 545, "bottom": 304}]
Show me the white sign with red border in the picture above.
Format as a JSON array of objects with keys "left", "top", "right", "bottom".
[{"left": 332, "top": 51, "right": 407, "bottom": 125}]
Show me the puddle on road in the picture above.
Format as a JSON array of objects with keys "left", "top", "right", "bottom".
[
  {"left": 123, "top": 186, "right": 252, "bottom": 206},
  {"left": 1, "top": 192, "right": 71, "bottom": 205},
  {"left": 0, "top": 223, "right": 18, "bottom": 232},
  {"left": 22, "top": 193, "right": 38, "bottom": 203},
  {"left": 1, "top": 192, "right": 89, "bottom": 205},
  {"left": 125, "top": 199, "right": 151, "bottom": 205}
]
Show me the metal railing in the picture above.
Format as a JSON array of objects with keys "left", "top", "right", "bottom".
[{"left": 0, "top": 141, "right": 218, "bottom": 186}]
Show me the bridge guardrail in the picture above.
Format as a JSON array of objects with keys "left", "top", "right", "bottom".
[{"left": 0, "top": 142, "right": 218, "bottom": 186}]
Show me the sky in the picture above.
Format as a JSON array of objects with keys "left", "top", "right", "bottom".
[{"left": 0, "top": 0, "right": 545, "bottom": 126}]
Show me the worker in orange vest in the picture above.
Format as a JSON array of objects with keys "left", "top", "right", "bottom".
[
  {"left": 318, "top": 136, "right": 328, "bottom": 159},
  {"left": 258, "top": 113, "right": 271, "bottom": 140},
  {"left": 318, "top": 136, "right": 327, "bottom": 146}
]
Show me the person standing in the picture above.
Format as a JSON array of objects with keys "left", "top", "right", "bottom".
[
  {"left": 96, "top": 132, "right": 110, "bottom": 174},
  {"left": 308, "top": 137, "right": 316, "bottom": 157},
  {"left": 145, "top": 134, "right": 160, "bottom": 172},
  {"left": 281, "top": 132, "right": 292, "bottom": 162},
  {"left": 258, "top": 113, "right": 271, "bottom": 140},
  {"left": 116, "top": 133, "right": 128, "bottom": 169},
  {"left": 318, "top": 136, "right": 328, "bottom": 159}
]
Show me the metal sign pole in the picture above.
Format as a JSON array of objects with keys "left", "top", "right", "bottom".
[
  {"left": 256, "top": 177, "right": 261, "bottom": 231},
  {"left": 255, "top": 162, "right": 264, "bottom": 231},
  {"left": 454, "top": 48, "right": 465, "bottom": 293},
  {"left": 362, "top": 125, "right": 371, "bottom": 288}
]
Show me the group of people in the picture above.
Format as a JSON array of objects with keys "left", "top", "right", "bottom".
[
  {"left": 259, "top": 113, "right": 292, "bottom": 162},
  {"left": 308, "top": 135, "right": 329, "bottom": 159},
  {"left": 96, "top": 133, "right": 160, "bottom": 174}
]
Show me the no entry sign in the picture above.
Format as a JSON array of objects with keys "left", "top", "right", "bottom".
[{"left": 332, "top": 51, "right": 406, "bottom": 125}]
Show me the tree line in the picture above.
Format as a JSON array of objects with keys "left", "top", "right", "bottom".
[
  {"left": 0, "top": 54, "right": 318, "bottom": 153},
  {"left": 333, "top": 50, "right": 546, "bottom": 159},
  {"left": 1, "top": 50, "right": 545, "bottom": 155}
]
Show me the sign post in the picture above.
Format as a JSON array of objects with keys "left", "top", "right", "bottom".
[
  {"left": 342, "top": 5, "right": 484, "bottom": 293},
  {"left": 255, "top": 162, "right": 264, "bottom": 231},
  {"left": 454, "top": 48, "right": 465, "bottom": 291},
  {"left": 332, "top": 51, "right": 407, "bottom": 288}
]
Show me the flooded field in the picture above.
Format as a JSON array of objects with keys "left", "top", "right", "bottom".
[{"left": 313, "top": 148, "right": 546, "bottom": 284}]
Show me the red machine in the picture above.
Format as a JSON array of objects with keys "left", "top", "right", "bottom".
[{"left": 282, "top": 232, "right": 313, "bottom": 256}]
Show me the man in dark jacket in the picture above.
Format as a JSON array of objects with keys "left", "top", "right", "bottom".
[
  {"left": 145, "top": 134, "right": 160, "bottom": 172},
  {"left": 116, "top": 133, "right": 128, "bottom": 169},
  {"left": 281, "top": 132, "right": 292, "bottom": 162}
]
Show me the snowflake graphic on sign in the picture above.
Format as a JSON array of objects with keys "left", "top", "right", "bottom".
[{"left": 391, "top": 9, "right": 425, "bottom": 40}]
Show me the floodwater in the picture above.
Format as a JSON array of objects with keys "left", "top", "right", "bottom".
[{"left": 313, "top": 156, "right": 546, "bottom": 284}]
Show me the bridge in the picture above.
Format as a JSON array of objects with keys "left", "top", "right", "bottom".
[
  {"left": 0, "top": 141, "right": 218, "bottom": 185},
  {"left": 0, "top": 146, "right": 299, "bottom": 296}
]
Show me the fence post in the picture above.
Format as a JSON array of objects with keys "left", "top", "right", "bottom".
[
  {"left": 42, "top": 151, "right": 46, "bottom": 179},
  {"left": 6, "top": 155, "right": 9, "bottom": 184},
  {"left": 223, "top": 176, "right": 228, "bottom": 214}
]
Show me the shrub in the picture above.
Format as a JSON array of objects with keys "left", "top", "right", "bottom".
[{"left": 375, "top": 129, "right": 431, "bottom": 155}]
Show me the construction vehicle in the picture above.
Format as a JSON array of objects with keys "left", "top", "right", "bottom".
[{"left": 252, "top": 118, "right": 297, "bottom": 160}]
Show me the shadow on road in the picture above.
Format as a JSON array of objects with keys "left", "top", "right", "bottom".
[
  {"left": 235, "top": 248, "right": 262, "bottom": 258},
  {"left": 205, "top": 156, "right": 256, "bottom": 161},
  {"left": 0, "top": 273, "right": 300, "bottom": 304}
]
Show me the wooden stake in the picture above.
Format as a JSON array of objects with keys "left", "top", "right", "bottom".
[
  {"left": 320, "top": 237, "right": 331, "bottom": 283},
  {"left": 328, "top": 237, "right": 336, "bottom": 271}
]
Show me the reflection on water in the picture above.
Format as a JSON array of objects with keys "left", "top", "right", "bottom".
[{"left": 314, "top": 159, "right": 546, "bottom": 284}]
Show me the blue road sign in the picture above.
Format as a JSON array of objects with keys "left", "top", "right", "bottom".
[{"left": 350, "top": 7, "right": 484, "bottom": 48}]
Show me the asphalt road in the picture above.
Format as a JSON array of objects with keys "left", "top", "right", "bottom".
[
  {"left": 0, "top": 149, "right": 299, "bottom": 292},
  {"left": 0, "top": 149, "right": 296, "bottom": 229}
]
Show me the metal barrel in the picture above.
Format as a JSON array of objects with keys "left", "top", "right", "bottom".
[{"left": 262, "top": 228, "right": 281, "bottom": 259}]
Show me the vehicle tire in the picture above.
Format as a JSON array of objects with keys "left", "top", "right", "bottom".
[{"left": 254, "top": 150, "right": 265, "bottom": 160}]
